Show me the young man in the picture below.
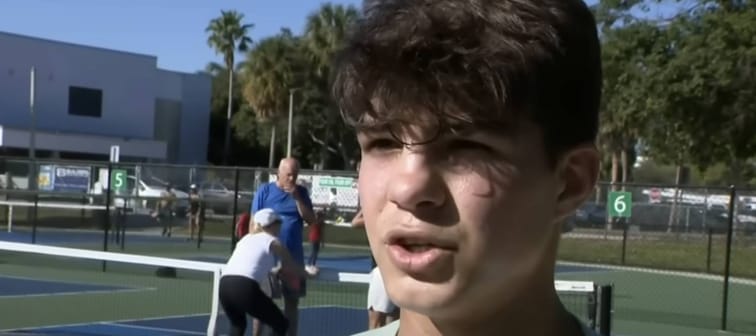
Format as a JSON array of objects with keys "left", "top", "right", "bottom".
[
  {"left": 331, "top": 1, "right": 602, "bottom": 335},
  {"left": 219, "top": 208, "right": 308, "bottom": 336},
  {"left": 251, "top": 157, "right": 316, "bottom": 336}
]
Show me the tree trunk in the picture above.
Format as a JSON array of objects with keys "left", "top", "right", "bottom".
[
  {"left": 611, "top": 151, "right": 621, "bottom": 190},
  {"left": 607, "top": 150, "right": 621, "bottom": 231},
  {"left": 729, "top": 159, "right": 743, "bottom": 187},
  {"left": 268, "top": 125, "right": 277, "bottom": 168},
  {"left": 621, "top": 148, "right": 629, "bottom": 187},
  {"left": 223, "top": 67, "right": 234, "bottom": 165},
  {"left": 667, "top": 164, "right": 686, "bottom": 233}
]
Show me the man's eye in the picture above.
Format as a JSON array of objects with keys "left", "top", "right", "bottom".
[{"left": 364, "top": 139, "right": 401, "bottom": 152}]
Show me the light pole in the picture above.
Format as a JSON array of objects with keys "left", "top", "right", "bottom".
[
  {"left": 28, "top": 67, "right": 37, "bottom": 191},
  {"left": 286, "top": 88, "right": 300, "bottom": 157}
]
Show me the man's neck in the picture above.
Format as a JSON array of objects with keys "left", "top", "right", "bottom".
[{"left": 397, "top": 287, "right": 582, "bottom": 336}]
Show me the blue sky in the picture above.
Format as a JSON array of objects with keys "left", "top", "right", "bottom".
[
  {"left": 0, "top": 0, "right": 684, "bottom": 74},
  {"left": 0, "top": 0, "right": 361, "bottom": 73}
]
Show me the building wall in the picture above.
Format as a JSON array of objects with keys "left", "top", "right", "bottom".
[
  {"left": 177, "top": 72, "right": 211, "bottom": 164},
  {"left": 154, "top": 69, "right": 211, "bottom": 164},
  {"left": 0, "top": 31, "right": 210, "bottom": 164}
]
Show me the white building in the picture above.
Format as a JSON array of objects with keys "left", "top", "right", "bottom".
[{"left": 0, "top": 31, "right": 211, "bottom": 164}]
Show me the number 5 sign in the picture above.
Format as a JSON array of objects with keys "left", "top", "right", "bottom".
[
  {"left": 608, "top": 191, "right": 632, "bottom": 218},
  {"left": 111, "top": 169, "right": 127, "bottom": 193}
]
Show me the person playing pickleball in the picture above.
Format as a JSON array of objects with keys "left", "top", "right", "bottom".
[{"left": 219, "top": 208, "right": 309, "bottom": 336}]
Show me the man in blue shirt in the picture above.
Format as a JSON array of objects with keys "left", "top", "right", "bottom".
[{"left": 252, "top": 157, "right": 315, "bottom": 336}]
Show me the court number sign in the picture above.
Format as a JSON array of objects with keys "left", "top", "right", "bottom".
[
  {"left": 608, "top": 191, "right": 632, "bottom": 218},
  {"left": 111, "top": 169, "right": 127, "bottom": 193}
]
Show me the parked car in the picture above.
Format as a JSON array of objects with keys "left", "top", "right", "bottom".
[
  {"left": 90, "top": 176, "right": 189, "bottom": 217},
  {"left": 195, "top": 181, "right": 250, "bottom": 215},
  {"left": 568, "top": 202, "right": 607, "bottom": 228}
]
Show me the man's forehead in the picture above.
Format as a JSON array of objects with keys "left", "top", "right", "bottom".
[{"left": 356, "top": 121, "right": 512, "bottom": 139}]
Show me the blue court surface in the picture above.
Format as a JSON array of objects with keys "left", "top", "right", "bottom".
[
  {"left": 190, "top": 255, "right": 375, "bottom": 274},
  {"left": 9, "top": 307, "right": 366, "bottom": 336},
  {"left": 0, "top": 275, "right": 141, "bottom": 298}
]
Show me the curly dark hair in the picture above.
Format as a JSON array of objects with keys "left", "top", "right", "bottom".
[{"left": 332, "top": 0, "right": 602, "bottom": 163}]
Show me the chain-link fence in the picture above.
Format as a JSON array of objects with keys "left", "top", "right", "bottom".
[
  {"left": 560, "top": 182, "right": 756, "bottom": 334},
  {"left": 4, "top": 156, "right": 756, "bottom": 334},
  {"left": 0, "top": 157, "right": 366, "bottom": 255}
]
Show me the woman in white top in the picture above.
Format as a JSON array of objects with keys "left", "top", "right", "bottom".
[{"left": 220, "top": 208, "right": 308, "bottom": 336}]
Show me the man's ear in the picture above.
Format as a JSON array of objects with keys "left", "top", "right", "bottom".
[{"left": 553, "top": 145, "right": 600, "bottom": 222}]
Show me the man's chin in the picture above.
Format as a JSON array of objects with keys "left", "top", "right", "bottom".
[{"left": 389, "top": 279, "right": 462, "bottom": 316}]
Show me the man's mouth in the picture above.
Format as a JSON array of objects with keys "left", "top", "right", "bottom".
[{"left": 385, "top": 232, "right": 457, "bottom": 276}]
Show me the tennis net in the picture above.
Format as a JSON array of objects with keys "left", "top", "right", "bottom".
[
  {"left": 0, "top": 241, "right": 222, "bottom": 335},
  {"left": 0, "top": 241, "right": 612, "bottom": 336}
]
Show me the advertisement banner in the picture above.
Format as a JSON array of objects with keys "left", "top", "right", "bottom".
[
  {"left": 53, "top": 165, "right": 91, "bottom": 192},
  {"left": 38, "top": 165, "right": 91, "bottom": 193},
  {"left": 37, "top": 165, "right": 54, "bottom": 191}
]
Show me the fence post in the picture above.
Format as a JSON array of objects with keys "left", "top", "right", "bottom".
[
  {"left": 621, "top": 224, "right": 628, "bottom": 265},
  {"left": 31, "top": 193, "right": 39, "bottom": 244},
  {"left": 102, "top": 163, "right": 112, "bottom": 272},
  {"left": 120, "top": 202, "right": 127, "bottom": 251},
  {"left": 706, "top": 228, "right": 713, "bottom": 274},
  {"left": 720, "top": 185, "right": 736, "bottom": 331},
  {"left": 230, "top": 167, "right": 241, "bottom": 253}
]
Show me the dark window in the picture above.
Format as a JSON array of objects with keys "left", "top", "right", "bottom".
[{"left": 68, "top": 86, "right": 103, "bottom": 117}]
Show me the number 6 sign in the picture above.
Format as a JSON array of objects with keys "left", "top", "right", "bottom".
[{"left": 608, "top": 191, "right": 632, "bottom": 218}]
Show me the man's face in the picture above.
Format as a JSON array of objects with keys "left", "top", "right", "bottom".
[
  {"left": 357, "top": 120, "right": 593, "bottom": 319},
  {"left": 278, "top": 162, "right": 299, "bottom": 186}
]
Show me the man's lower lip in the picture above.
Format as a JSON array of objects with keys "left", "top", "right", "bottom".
[{"left": 387, "top": 244, "right": 454, "bottom": 274}]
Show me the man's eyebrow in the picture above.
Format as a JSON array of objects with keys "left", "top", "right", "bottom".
[
  {"left": 355, "top": 124, "right": 391, "bottom": 134},
  {"left": 447, "top": 122, "right": 512, "bottom": 138}
]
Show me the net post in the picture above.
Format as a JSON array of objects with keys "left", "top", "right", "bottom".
[
  {"left": 207, "top": 268, "right": 222, "bottom": 336},
  {"left": 598, "top": 284, "right": 613, "bottom": 336}
]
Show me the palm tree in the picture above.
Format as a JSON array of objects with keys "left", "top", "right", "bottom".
[
  {"left": 303, "top": 3, "right": 360, "bottom": 168},
  {"left": 206, "top": 10, "right": 253, "bottom": 165},
  {"left": 241, "top": 29, "right": 299, "bottom": 168},
  {"left": 304, "top": 3, "right": 359, "bottom": 79}
]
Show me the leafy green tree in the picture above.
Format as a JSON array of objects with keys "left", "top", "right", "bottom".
[
  {"left": 206, "top": 10, "right": 254, "bottom": 165},
  {"left": 241, "top": 29, "right": 299, "bottom": 168},
  {"left": 302, "top": 3, "right": 361, "bottom": 169}
]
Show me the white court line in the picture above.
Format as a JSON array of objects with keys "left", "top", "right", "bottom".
[
  {"left": 0, "top": 273, "right": 144, "bottom": 288},
  {"left": 557, "top": 260, "right": 756, "bottom": 286},
  {"left": 0, "top": 312, "right": 210, "bottom": 333},
  {"left": 0, "top": 274, "right": 156, "bottom": 299},
  {"left": 103, "top": 322, "right": 205, "bottom": 335},
  {"left": 0, "top": 287, "right": 156, "bottom": 299}
]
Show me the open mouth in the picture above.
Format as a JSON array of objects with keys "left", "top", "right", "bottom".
[
  {"left": 386, "top": 234, "right": 457, "bottom": 275},
  {"left": 390, "top": 236, "right": 457, "bottom": 252}
]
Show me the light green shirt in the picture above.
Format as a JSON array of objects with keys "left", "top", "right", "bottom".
[{"left": 351, "top": 318, "right": 599, "bottom": 336}]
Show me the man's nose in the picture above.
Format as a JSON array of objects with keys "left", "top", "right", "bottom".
[{"left": 387, "top": 149, "right": 446, "bottom": 212}]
